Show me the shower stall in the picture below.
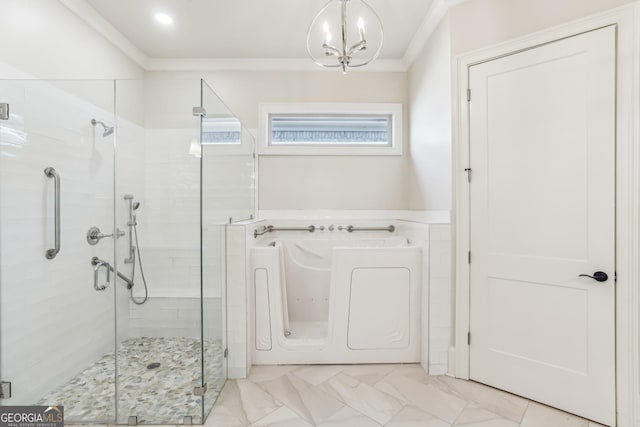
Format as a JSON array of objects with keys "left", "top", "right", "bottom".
[{"left": 0, "top": 78, "right": 255, "bottom": 424}]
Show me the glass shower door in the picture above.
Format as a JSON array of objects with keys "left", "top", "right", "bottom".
[
  {"left": 114, "top": 78, "right": 205, "bottom": 425},
  {"left": 0, "top": 79, "right": 118, "bottom": 423},
  {"left": 200, "top": 79, "right": 254, "bottom": 419}
]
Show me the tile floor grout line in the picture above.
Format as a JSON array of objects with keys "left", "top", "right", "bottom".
[
  {"left": 450, "top": 401, "right": 470, "bottom": 426},
  {"left": 519, "top": 401, "right": 531, "bottom": 425},
  {"left": 212, "top": 367, "right": 597, "bottom": 427}
]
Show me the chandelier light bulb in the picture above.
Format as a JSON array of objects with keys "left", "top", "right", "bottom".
[
  {"left": 322, "top": 21, "right": 333, "bottom": 45},
  {"left": 306, "top": 0, "right": 384, "bottom": 73},
  {"left": 357, "top": 17, "right": 365, "bottom": 40}
]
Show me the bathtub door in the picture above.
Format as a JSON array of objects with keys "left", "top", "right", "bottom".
[{"left": 468, "top": 27, "right": 615, "bottom": 425}]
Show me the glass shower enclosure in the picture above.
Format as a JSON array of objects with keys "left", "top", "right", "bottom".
[{"left": 0, "top": 78, "right": 254, "bottom": 424}]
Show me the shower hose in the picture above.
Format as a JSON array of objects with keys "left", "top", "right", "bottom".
[{"left": 129, "top": 223, "right": 149, "bottom": 305}]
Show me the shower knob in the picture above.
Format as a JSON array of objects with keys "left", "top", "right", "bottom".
[{"left": 87, "top": 226, "right": 125, "bottom": 245}]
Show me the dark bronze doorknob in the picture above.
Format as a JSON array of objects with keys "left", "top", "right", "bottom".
[{"left": 578, "top": 271, "right": 608, "bottom": 282}]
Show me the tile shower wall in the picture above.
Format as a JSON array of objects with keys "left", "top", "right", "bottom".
[
  {"left": 129, "top": 297, "right": 222, "bottom": 340},
  {"left": 131, "top": 127, "right": 239, "bottom": 340},
  {"left": 137, "top": 128, "right": 202, "bottom": 299},
  {"left": 0, "top": 80, "right": 132, "bottom": 405},
  {"left": 114, "top": 113, "right": 146, "bottom": 347},
  {"left": 127, "top": 127, "right": 205, "bottom": 343}
]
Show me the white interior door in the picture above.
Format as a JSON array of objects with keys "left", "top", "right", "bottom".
[{"left": 468, "top": 26, "right": 616, "bottom": 426}]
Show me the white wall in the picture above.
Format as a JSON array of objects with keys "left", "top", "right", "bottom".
[
  {"left": 404, "top": 0, "right": 640, "bottom": 376},
  {"left": 404, "top": 0, "right": 639, "bottom": 212},
  {"left": 0, "top": 0, "right": 143, "bottom": 79},
  {"left": 449, "top": 0, "right": 637, "bottom": 55},
  {"left": 145, "top": 70, "right": 411, "bottom": 211},
  {"left": 407, "top": 17, "right": 452, "bottom": 211}
]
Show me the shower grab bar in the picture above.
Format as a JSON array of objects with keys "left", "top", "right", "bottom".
[
  {"left": 254, "top": 225, "right": 317, "bottom": 238},
  {"left": 91, "top": 257, "right": 135, "bottom": 289},
  {"left": 93, "top": 258, "right": 111, "bottom": 291},
  {"left": 338, "top": 225, "right": 396, "bottom": 233},
  {"left": 44, "top": 167, "right": 60, "bottom": 259}
]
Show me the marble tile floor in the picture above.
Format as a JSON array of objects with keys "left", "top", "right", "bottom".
[
  {"left": 203, "top": 364, "right": 607, "bottom": 427},
  {"left": 37, "top": 337, "right": 224, "bottom": 425}
]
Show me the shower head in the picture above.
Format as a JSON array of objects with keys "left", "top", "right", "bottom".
[
  {"left": 91, "top": 118, "right": 115, "bottom": 137},
  {"left": 133, "top": 202, "right": 140, "bottom": 211}
]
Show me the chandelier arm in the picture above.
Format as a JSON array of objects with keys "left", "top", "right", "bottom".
[
  {"left": 341, "top": 0, "right": 349, "bottom": 60},
  {"left": 348, "top": 40, "right": 367, "bottom": 56},
  {"left": 306, "top": 0, "right": 383, "bottom": 72},
  {"left": 322, "top": 44, "right": 342, "bottom": 56}
]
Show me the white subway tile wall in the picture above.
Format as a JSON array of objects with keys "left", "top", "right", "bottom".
[{"left": 0, "top": 80, "right": 123, "bottom": 404}]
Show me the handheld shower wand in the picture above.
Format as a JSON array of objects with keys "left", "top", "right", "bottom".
[
  {"left": 123, "top": 194, "right": 149, "bottom": 305},
  {"left": 124, "top": 195, "right": 136, "bottom": 263}
]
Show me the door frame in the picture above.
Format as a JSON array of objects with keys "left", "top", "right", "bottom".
[{"left": 452, "top": 3, "right": 640, "bottom": 425}]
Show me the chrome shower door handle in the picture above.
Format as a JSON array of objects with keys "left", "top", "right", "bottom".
[
  {"left": 93, "top": 259, "right": 111, "bottom": 291},
  {"left": 44, "top": 167, "right": 60, "bottom": 259}
]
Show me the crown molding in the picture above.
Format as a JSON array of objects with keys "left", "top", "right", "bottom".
[
  {"left": 145, "top": 57, "right": 407, "bottom": 72},
  {"left": 59, "top": 0, "right": 462, "bottom": 73},
  {"left": 402, "top": 0, "right": 469, "bottom": 68},
  {"left": 58, "top": 0, "right": 149, "bottom": 69}
]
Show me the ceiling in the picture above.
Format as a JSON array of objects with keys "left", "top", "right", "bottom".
[{"left": 82, "top": 0, "right": 436, "bottom": 61}]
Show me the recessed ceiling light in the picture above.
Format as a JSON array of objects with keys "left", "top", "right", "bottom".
[{"left": 154, "top": 12, "right": 173, "bottom": 25}]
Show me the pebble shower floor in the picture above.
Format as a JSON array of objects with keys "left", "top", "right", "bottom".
[{"left": 37, "top": 337, "right": 225, "bottom": 424}]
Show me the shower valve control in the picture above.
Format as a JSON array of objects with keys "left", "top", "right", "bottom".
[{"left": 87, "top": 226, "right": 125, "bottom": 245}]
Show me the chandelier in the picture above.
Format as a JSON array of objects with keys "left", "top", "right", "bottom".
[{"left": 306, "top": 0, "right": 384, "bottom": 73}]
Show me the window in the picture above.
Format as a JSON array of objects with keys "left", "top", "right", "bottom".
[
  {"left": 202, "top": 117, "right": 242, "bottom": 145},
  {"left": 259, "top": 103, "right": 403, "bottom": 155}
]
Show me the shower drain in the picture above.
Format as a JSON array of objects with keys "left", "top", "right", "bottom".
[{"left": 146, "top": 362, "right": 161, "bottom": 370}]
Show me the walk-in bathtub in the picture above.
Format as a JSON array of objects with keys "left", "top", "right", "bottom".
[{"left": 251, "top": 236, "right": 422, "bottom": 364}]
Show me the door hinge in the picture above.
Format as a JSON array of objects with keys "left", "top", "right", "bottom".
[
  {"left": 0, "top": 103, "right": 9, "bottom": 120},
  {"left": 0, "top": 381, "right": 11, "bottom": 399},
  {"left": 194, "top": 383, "right": 208, "bottom": 396},
  {"left": 464, "top": 168, "right": 472, "bottom": 183},
  {"left": 467, "top": 332, "right": 471, "bottom": 346},
  {"left": 192, "top": 106, "right": 207, "bottom": 117},
  {"left": 468, "top": 251, "right": 471, "bottom": 264},
  {"left": 224, "top": 348, "right": 228, "bottom": 358},
  {"left": 467, "top": 89, "right": 471, "bottom": 102}
]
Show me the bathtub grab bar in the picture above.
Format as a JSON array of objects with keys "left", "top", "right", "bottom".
[
  {"left": 254, "top": 225, "right": 317, "bottom": 238},
  {"left": 91, "top": 257, "right": 135, "bottom": 289},
  {"left": 339, "top": 225, "right": 396, "bottom": 233},
  {"left": 93, "top": 259, "right": 110, "bottom": 291},
  {"left": 44, "top": 167, "right": 61, "bottom": 259}
]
